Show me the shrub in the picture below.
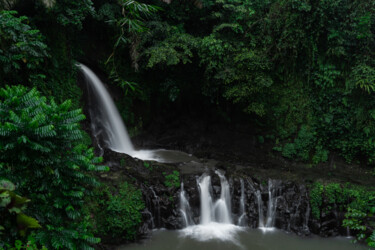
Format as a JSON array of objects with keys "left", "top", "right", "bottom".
[
  {"left": 0, "top": 85, "right": 108, "bottom": 249},
  {"left": 0, "top": 11, "right": 49, "bottom": 85},
  {"left": 309, "top": 182, "right": 375, "bottom": 247},
  {"left": 89, "top": 182, "right": 145, "bottom": 241},
  {"left": 163, "top": 170, "right": 180, "bottom": 188}
]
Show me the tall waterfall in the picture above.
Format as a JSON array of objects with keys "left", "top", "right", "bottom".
[
  {"left": 78, "top": 63, "right": 135, "bottom": 154},
  {"left": 78, "top": 63, "right": 197, "bottom": 163}
]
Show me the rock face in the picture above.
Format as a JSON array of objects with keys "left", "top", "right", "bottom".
[{"left": 100, "top": 148, "right": 349, "bottom": 241}]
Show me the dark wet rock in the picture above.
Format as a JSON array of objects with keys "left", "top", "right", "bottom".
[{"left": 97, "top": 148, "right": 354, "bottom": 244}]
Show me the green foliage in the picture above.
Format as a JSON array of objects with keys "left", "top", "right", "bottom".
[
  {"left": 347, "top": 64, "right": 375, "bottom": 93},
  {"left": 310, "top": 182, "right": 375, "bottom": 247},
  {"left": 142, "top": 23, "right": 197, "bottom": 68},
  {"left": 143, "top": 161, "right": 153, "bottom": 171},
  {"left": 6, "top": 234, "right": 47, "bottom": 250},
  {"left": 0, "top": 85, "right": 108, "bottom": 249},
  {"left": 135, "top": 0, "right": 375, "bottom": 166},
  {"left": 309, "top": 182, "right": 324, "bottom": 219},
  {"left": 0, "top": 11, "right": 49, "bottom": 85},
  {"left": 116, "top": 0, "right": 160, "bottom": 34},
  {"left": 52, "top": 0, "right": 95, "bottom": 29},
  {"left": 280, "top": 125, "right": 328, "bottom": 164},
  {"left": 0, "top": 179, "right": 41, "bottom": 245},
  {"left": 163, "top": 170, "right": 180, "bottom": 188},
  {"left": 88, "top": 182, "right": 145, "bottom": 241}
]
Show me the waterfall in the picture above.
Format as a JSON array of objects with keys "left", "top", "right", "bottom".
[
  {"left": 255, "top": 179, "right": 278, "bottom": 231},
  {"left": 214, "top": 171, "right": 232, "bottom": 224},
  {"left": 180, "top": 182, "right": 194, "bottom": 227},
  {"left": 78, "top": 63, "right": 135, "bottom": 155},
  {"left": 237, "top": 179, "right": 247, "bottom": 226},
  {"left": 265, "top": 179, "right": 277, "bottom": 227},
  {"left": 198, "top": 175, "right": 214, "bottom": 224},
  {"left": 150, "top": 187, "right": 161, "bottom": 227},
  {"left": 196, "top": 172, "right": 233, "bottom": 225},
  {"left": 78, "top": 63, "right": 197, "bottom": 163},
  {"left": 143, "top": 209, "right": 155, "bottom": 229},
  {"left": 255, "top": 190, "right": 265, "bottom": 228},
  {"left": 180, "top": 172, "right": 243, "bottom": 243},
  {"left": 303, "top": 197, "right": 310, "bottom": 232}
]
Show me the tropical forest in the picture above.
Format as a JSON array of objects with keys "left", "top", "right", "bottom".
[{"left": 0, "top": 0, "right": 374, "bottom": 249}]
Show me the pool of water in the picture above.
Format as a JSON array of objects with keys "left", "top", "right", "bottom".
[
  {"left": 118, "top": 228, "right": 364, "bottom": 250},
  {"left": 131, "top": 149, "right": 198, "bottom": 163}
]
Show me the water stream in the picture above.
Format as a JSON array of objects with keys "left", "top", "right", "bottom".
[{"left": 78, "top": 63, "right": 196, "bottom": 163}]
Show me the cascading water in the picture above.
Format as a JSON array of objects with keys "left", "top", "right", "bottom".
[
  {"left": 214, "top": 171, "right": 232, "bottom": 224},
  {"left": 150, "top": 187, "right": 161, "bottom": 227},
  {"left": 265, "top": 179, "right": 277, "bottom": 228},
  {"left": 255, "top": 190, "right": 265, "bottom": 228},
  {"left": 255, "top": 179, "right": 279, "bottom": 232},
  {"left": 78, "top": 63, "right": 196, "bottom": 163},
  {"left": 238, "top": 179, "right": 247, "bottom": 226},
  {"left": 198, "top": 175, "right": 214, "bottom": 224},
  {"left": 180, "top": 182, "right": 194, "bottom": 227},
  {"left": 78, "top": 63, "right": 135, "bottom": 154},
  {"left": 180, "top": 172, "right": 243, "bottom": 243},
  {"left": 303, "top": 196, "right": 311, "bottom": 232}
]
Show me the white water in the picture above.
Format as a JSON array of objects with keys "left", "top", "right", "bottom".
[
  {"left": 256, "top": 179, "right": 278, "bottom": 232},
  {"left": 78, "top": 63, "right": 196, "bottom": 163},
  {"left": 78, "top": 63, "right": 134, "bottom": 154},
  {"left": 255, "top": 190, "right": 265, "bottom": 228},
  {"left": 237, "top": 179, "right": 247, "bottom": 226},
  {"left": 180, "top": 182, "right": 194, "bottom": 227},
  {"left": 198, "top": 175, "right": 214, "bottom": 224},
  {"left": 180, "top": 173, "right": 243, "bottom": 243}
]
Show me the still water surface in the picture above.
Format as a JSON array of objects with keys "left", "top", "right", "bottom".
[{"left": 119, "top": 228, "right": 364, "bottom": 250}]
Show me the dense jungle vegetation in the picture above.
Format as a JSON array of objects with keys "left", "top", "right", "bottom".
[{"left": 0, "top": 0, "right": 374, "bottom": 249}]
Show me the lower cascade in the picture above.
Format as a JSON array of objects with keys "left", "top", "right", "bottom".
[
  {"left": 178, "top": 173, "right": 308, "bottom": 243},
  {"left": 180, "top": 172, "right": 243, "bottom": 243}
]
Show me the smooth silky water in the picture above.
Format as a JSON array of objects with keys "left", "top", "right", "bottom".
[{"left": 78, "top": 63, "right": 196, "bottom": 163}]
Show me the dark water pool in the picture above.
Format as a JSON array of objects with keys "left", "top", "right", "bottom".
[{"left": 118, "top": 227, "right": 364, "bottom": 250}]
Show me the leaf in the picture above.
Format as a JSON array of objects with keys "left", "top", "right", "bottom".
[
  {"left": 16, "top": 213, "right": 42, "bottom": 229},
  {"left": 0, "top": 179, "right": 15, "bottom": 191},
  {"left": 0, "top": 192, "right": 11, "bottom": 207}
]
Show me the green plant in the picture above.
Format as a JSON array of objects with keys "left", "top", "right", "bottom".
[
  {"left": 6, "top": 234, "right": 47, "bottom": 250},
  {"left": 52, "top": 0, "right": 95, "bottom": 30},
  {"left": 0, "top": 179, "right": 41, "bottom": 246},
  {"left": 163, "top": 170, "right": 180, "bottom": 188},
  {"left": 143, "top": 161, "right": 153, "bottom": 171},
  {"left": 89, "top": 182, "right": 145, "bottom": 241},
  {"left": 310, "top": 181, "right": 375, "bottom": 247},
  {"left": 309, "top": 182, "right": 324, "bottom": 219},
  {"left": 0, "top": 11, "right": 49, "bottom": 85},
  {"left": 0, "top": 85, "right": 108, "bottom": 249}
]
